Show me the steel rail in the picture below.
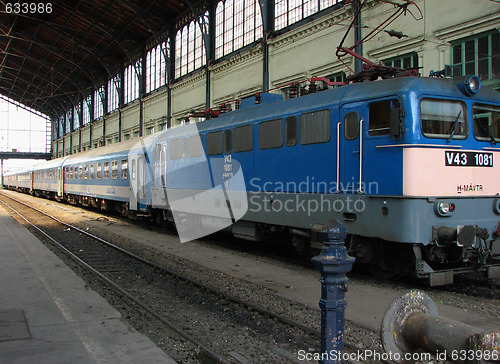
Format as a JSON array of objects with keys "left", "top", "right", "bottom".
[
  {"left": 0, "top": 193, "right": 232, "bottom": 364},
  {"left": 0, "top": 190, "right": 394, "bottom": 362}
]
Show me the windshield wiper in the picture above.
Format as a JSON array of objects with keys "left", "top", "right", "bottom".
[{"left": 447, "top": 109, "right": 463, "bottom": 142}]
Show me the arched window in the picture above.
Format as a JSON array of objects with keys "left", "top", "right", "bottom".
[
  {"left": 175, "top": 15, "right": 208, "bottom": 78},
  {"left": 107, "top": 75, "right": 120, "bottom": 112},
  {"left": 94, "top": 85, "right": 104, "bottom": 119},
  {"left": 73, "top": 104, "right": 81, "bottom": 131},
  {"left": 146, "top": 41, "right": 169, "bottom": 93},
  {"left": 215, "top": 0, "right": 263, "bottom": 59},
  {"left": 275, "top": 0, "right": 341, "bottom": 30},
  {"left": 124, "top": 59, "right": 141, "bottom": 104},
  {"left": 82, "top": 95, "right": 91, "bottom": 125},
  {"left": 65, "top": 109, "right": 72, "bottom": 134}
]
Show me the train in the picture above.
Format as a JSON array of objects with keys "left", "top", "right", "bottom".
[{"left": 3, "top": 73, "right": 500, "bottom": 285}]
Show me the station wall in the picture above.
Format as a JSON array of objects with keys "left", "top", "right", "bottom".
[{"left": 55, "top": 0, "right": 500, "bottom": 158}]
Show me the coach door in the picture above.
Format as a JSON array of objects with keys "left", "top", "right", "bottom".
[
  {"left": 137, "top": 156, "right": 147, "bottom": 210},
  {"left": 58, "top": 167, "right": 63, "bottom": 197},
  {"left": 129, "top": 157, "right": 138, "bottom": 210},
  {"left": 339, "top": 103, "right": 365, "bottom": 193},
  {"left": 129, "top": 155, "right": 147, "bottom": 211}
]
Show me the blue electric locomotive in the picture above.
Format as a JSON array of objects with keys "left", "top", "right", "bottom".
[
  {"left": 148, "top": 75, "right": 500, "bottom": 285},
  {"left": 3, "top": 73, "right": 500, "bottom": 285}
]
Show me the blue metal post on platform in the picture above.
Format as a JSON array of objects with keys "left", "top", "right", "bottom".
[{"left": 311, "top": 220, "right": 355, "bottom": 364}]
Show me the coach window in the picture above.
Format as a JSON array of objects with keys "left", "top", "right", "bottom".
[
  {"left": 207, "top": 131, "right": 223, "bottom": 155},
  {"left": 170, "top": 139, "right": 182, "bottom": 159},
  {"left": 301, "top": 110, "right": 330, "bottom": 144},
  {"left": 344, "top": 111, "right": 359, "bottom": 140},
  {"left": 69, "top": 167, "right": 73, "bottom": 179},
  {"left": 78, "top": 165, "right": 83, "bottom": 179},
  {"left": 84, "top": 164, "right": 89, "bottom": 179},
  {"left": 234, "top": 125, "right": 253, "bottom": 152},
  {"left": 285, "top": 116, "right": 298, "bottom": 146},
  {"left": 224, "top": 129, "right": 233, "bottom": 153},
  {"left": 121, "top": 160, "right": 128, "bottom": 179},
  {"left": 111, "top": 161, "right": 118, "bottom": 179},
  {"left": 104, "top": 162, "right": 110, "bottom": 179},
  {"left": 96, "top": 163, "right": 102, "bottom": 179},
  {"left": 259, "top": 119, "right": 283, "bottom": 149},
  {"left": 64, "top": 167, "right": 69, "bottom": 179},
  {"left": 421, "top": 99, "right": 467, "bottom": 139},
  {"left": 369, "top": 99, "right": 400, "bottom": 136},
  {"left": 189, "top": 135, "right": 203, "bottom": 157},
  {"left": 472, "top": 104, "right": 500, "bottom": 142},
  {"left": 90, "top": 164, "right": 95, "bottom": 179}
]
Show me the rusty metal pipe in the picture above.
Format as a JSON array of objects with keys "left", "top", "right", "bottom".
[{"left": 381, "top": 291, "right": 500, "bottom": 364}]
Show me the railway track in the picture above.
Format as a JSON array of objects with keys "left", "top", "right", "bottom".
[{"left": 0, "top": 191, "right": 394, "bottom": 363}]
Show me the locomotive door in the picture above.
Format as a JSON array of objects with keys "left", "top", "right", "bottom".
[{"left": 339, "top": 103, "right": 365, "bottom": 193}]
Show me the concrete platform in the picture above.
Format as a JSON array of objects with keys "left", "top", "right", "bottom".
[{"left": 0, "top": 204, "right": 176, "bottom": 364}]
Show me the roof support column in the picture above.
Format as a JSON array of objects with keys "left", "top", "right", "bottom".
[
  {"left": 166, "top": 31, "right": 174, "bottom": 130},
  {"left": 138, "top": 48, "right": 146, "bottom": 137},
  {"left": 353, "top": 0, "right": 363, "bottom": 73},
  {"left": 118, "top": 64, "right": 124, "bottom": 143},
  {"left": 259, "top": 0, "right": 275, "bottom": 91},
  {"left": 78, "top": 97, "right": 82, "bottom": 153}
]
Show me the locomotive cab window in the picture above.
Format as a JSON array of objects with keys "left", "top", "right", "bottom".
[
  {"left": 234, "top": 125, "right": 253, "bottom": 152},
  {"left": 259, "top": 119, "right": 283, "bottom": 149},
  {"left": 420, "top": 99, "right": 468, "bottom": 139},
  {"left": 300, "top": 110, "right": 330, "bottom": 145},
  {"left": 472, "top": 104, "right": 500, "bottom": 143},
  {"left": 369, "top": 99, "right": 400, "bottom": 136}
]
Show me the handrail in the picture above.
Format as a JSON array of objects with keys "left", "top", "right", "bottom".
[
  {"left": 375, "top": 144, "right": 462, "bottom": 149},
  {"left": 336, "top": 121, "right": 341, "bottom": 193},
  {"left": 359, "top": 119, "right": 364, "bottom": 194}
]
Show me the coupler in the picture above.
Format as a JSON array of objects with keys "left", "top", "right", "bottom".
[
  {"left": 381, "top": 290, "right": 499, "bottom": 363},
  {"left": 311, "top": 220, "right": 355, "bottom": 364}
]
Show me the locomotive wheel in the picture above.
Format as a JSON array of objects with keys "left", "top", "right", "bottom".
[
  {"left": 292, "top": 235, "right": 309, "bottom": 257},
  {"left": 368, "top": 264, "right": 396, "bottom": 280}
]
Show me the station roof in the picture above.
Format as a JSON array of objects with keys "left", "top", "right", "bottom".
[{"left": 0, "top": 0, "right": 199, "bottom": 120}]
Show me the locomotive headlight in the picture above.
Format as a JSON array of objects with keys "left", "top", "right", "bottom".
[
  {"left": 494, "top": 198, "right": 500, "bottom": 215},
  {"left": 459, "top": 75, "right": 482, "bottom": 96},
  {"left": 435, "top": 200, "right": 455, "bottom": 216}
]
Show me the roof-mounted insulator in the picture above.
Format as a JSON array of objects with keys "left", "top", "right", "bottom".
[
  {"left": 235, "top": 99, "right": 241, "bottom": 109},
  {"left": 309, "top": 82, "right": 317, "bottom": 94},
  {"left": 219, "top": 103, "right": 232, "bottom": 113},
  {"left": 255, "top": 93, "right": 262, "bottom": 104}
]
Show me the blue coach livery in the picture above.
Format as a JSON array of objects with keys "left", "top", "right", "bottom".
[{"left": 4, "top": 74, "right": 500, "bottom": 285}]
